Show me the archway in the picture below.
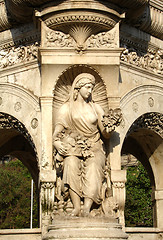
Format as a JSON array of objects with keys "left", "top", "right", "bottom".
[
  {"left": 0, "top": 112, "right": 39, "bottom": 184},
  {"left": 0, "top": 112, "right": 40, "bottom": 228},
  {"left": 121, "top": 112, "right": 163, "bottom": 227}
]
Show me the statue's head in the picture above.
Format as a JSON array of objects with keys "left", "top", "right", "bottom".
[{"left": 72, "top": 73, "right": 95, "bottom": 101}]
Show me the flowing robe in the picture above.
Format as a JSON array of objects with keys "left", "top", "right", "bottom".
[{"left": 55, "top": 101, "right": 106, "bottom": 204}]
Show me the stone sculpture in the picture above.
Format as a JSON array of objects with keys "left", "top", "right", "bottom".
[{"left": 53, "top": 73, "right": 121, "bottom": 217}]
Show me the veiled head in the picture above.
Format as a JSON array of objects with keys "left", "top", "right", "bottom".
[
  {"left": 74, "top": 73, "right": 95, "bottom": 89},
  {"left": 71, "top": 73, "right": 95, "bottom": 101}
]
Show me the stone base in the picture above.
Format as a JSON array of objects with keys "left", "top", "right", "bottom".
[{"left": 43, "top": 216, "right": 128, "bottom": 240}]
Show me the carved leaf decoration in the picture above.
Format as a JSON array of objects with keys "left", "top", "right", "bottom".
[
  {"left": 53, "top": 65, "right": 109, "bottom": 111},
  {"left": 102, "top": 108, "right": 122, "bottom": 131}
]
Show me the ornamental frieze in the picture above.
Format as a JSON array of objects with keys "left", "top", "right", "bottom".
[
  {"left": 45, "top": 29, "right": 118, "bottom": 50},
  {"left": 0, "top": 42, "right": 39, "bottom": 69},
  {"left": 120, "top": 45, "right": 163, "bottom": 75},
  {"left": 46, "top": 31, "right": 75, "bottom": 48}
]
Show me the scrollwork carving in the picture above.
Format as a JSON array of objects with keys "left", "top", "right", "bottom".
[
  {"left": 45, "top": 29, "right": 118, "bottom": 51},
  {"left": 41, "top": 182, "right": 55, "bottom": 189}
]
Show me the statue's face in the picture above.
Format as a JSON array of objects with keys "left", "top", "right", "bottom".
[{"left": 79, "top": 82, "right": 94, "bottom": 100}]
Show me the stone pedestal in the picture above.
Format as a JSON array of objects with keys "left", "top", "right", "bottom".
[{"left": 43, "top": 216, "right": 128, "bottom": 240}]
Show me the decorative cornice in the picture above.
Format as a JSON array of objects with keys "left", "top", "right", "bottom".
[
  {"left": 127, "top": 5, "right": 163, "bottom": 40},
  {"left": 44, "top": 13, "right": 117, "bottom": 32}
]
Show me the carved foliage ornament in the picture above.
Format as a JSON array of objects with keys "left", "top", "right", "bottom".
[
  {"left": 121, "top": 44, "right": 163, "bottom": 75},
  {"left": 0, "top": 42, "right": 39, "bottom": 69},
  {"left": 0, "top": 112, "right": 37, "bottom": 153},
  {"left": 45, "top": 29, "right": 118, "bottom": 51},
  {"left": 128, "top": 112, "right": 163, "bottom": 138}
]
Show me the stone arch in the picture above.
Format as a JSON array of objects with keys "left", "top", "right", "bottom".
[
  {"left": 121, "top": 112, "right": 163, "bottom": 227},
  {"left": 0, "top": 83, "right": 41, "bottom": 161},
  {"left": 53, "top": 64, "right": 109, "bottom": 111},
  {"left": 0, "top": 112, "right": 39, "bottom": 185},
  {"left": 120, "top": 85, "right": 163, "bottom": 227},
  {"left": 120, "top": 84, "right": 163, "bottom": 146}
]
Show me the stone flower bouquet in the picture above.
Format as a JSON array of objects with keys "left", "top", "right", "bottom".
[{"left": 102, "top": 108, "right": 122, "bottom": 133}]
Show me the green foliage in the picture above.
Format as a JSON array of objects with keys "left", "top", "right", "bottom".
[
  {"left": 125, "top": 162, "right": 153, "bottom": 227},
  {"left": 0, "top": 159, "right": 38, "bottom": 229}
]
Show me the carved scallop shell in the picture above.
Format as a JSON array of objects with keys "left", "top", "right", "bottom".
[{"left": 53, "top": 65, "right": 109, "bottom": 111}]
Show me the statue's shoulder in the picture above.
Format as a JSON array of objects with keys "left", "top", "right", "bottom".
[
  {"left": 93, "top": 102, "right": 104, "bottom": 116},
  {"left": 58, "top": 102, "right": 69, "bottom": 115}
]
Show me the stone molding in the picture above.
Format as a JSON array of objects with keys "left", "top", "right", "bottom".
[
  {"left": 44, "top": 12, "right": 117, "bottom": 33},
  {"left": 0, "top": 83, "right": 40, "bottom": 110},
  {"left": 128, "top": 4, "right": 163, "bottom": 40},
  {"left": 120, "top": 85, "right": 163, "bottom": 109}
]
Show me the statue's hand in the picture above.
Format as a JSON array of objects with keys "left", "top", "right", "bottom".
[
  {"left": 105, "top": 125, "right": 115, "bottom": 134},
  {"left": 54, "top": 141, "right": 68, "bottom": 156}
]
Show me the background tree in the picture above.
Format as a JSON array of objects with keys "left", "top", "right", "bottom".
[
  {"left": 125, "top": 161, "right": 153, "bottom": 227},
  {"left": 0, "top": 158, "right": 38, "bottom": 229}
]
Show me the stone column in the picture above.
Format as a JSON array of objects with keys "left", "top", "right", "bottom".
[
  {"left": 40, "top": 96, "right": 56, "bottom": 235},
  {"left": 40, "top": 96, "right": 54, "bottom": 170},
  {"left": 111, "top": 170, "right": 127, "bottom": 227}
]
